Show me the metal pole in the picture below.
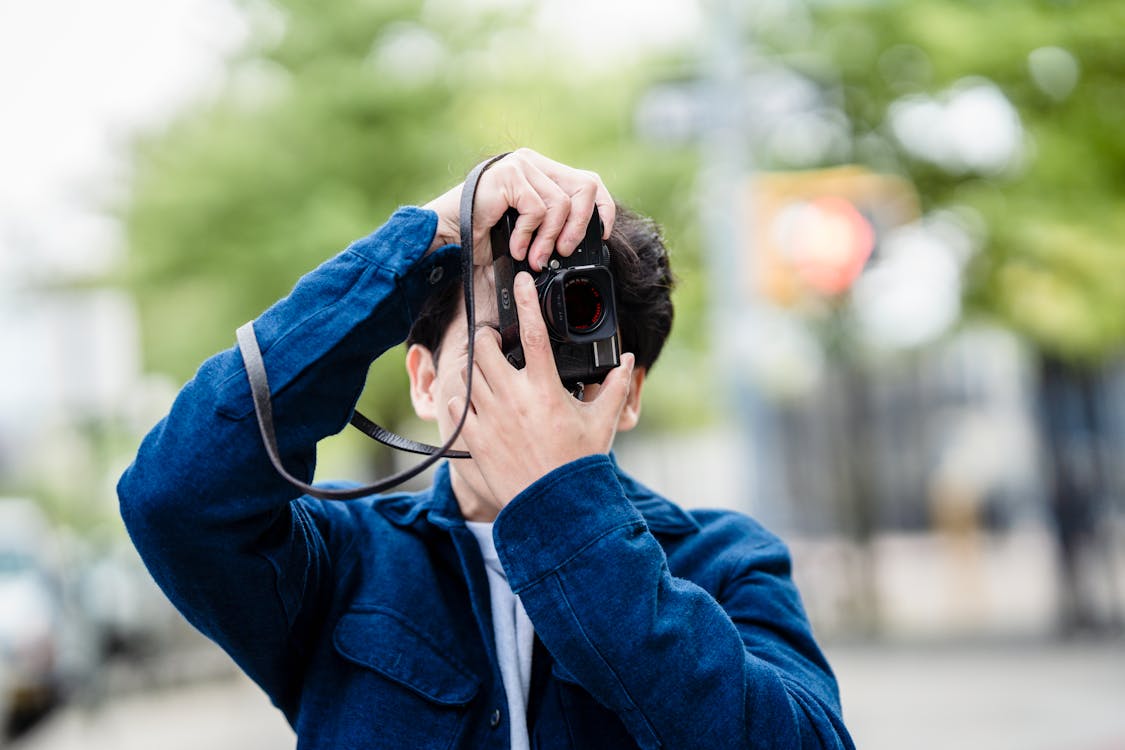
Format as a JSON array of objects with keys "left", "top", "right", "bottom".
[{"left": 699, "top": 0, "right": 788, "bottom": 525}]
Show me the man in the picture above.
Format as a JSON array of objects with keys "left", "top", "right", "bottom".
[{"left": 119, "top": 149, "right": 853, "bottom": 749}]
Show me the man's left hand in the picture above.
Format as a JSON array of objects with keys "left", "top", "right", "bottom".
[{"left": 447, "top": 271, "right": 635, "bottom": 507}]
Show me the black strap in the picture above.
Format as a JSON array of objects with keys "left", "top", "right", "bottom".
[
  {"left": 236, "top": 153, "right": 510, "bottom": 500},
  {"left": 348, "top": 411, "right": 468, "bottom": 458}
]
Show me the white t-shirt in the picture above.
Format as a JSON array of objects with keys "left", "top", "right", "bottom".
[{"left": 466, "top": 521, "right": 536, "bottom": 749}]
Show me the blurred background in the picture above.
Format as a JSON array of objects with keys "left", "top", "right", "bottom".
[{"left": 2, "top": 0, "right": 1124, "bottom": 747}]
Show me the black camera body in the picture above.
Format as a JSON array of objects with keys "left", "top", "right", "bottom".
[{"left": 490, "top": 208, "right": 620, "bottom": 389}]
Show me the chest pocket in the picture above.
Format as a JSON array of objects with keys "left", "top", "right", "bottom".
[
  {"left": 322, "top": 607, "right": 480, "bottom": 747},
  {"left": 334, "top": 607, "right": 479, "bottom": 704}
]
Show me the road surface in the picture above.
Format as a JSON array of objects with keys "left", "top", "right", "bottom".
[{"left": 11, "top": 639, "right": 1125, "bottom": 750}]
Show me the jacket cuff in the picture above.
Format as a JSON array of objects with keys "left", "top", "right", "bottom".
[
  {"left": 348, "top": 206, "right": 459, "bottom": 319},
  {"left": 348, "top": 206, "right": 438, "bottom": 266},
  {"left": 492, "top": 454, "right": 646, "bottom": 592}
]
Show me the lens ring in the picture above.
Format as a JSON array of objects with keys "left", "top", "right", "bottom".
[{"left": 563, "top": 276, "right": 605, "bottom": 333}]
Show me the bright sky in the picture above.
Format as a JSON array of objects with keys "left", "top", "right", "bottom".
[
  {"left": 0, "top": 0, "right": 700, "bottom": 282},
  {"left": 0, "top": 0, "right": 247, "bottom": 280}
]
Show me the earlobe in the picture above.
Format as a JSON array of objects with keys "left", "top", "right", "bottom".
[
  {"left": 615, "top": 367, "right": 647, "bottom": 432},
  {"left": 406, "top": 344, "right": 439, "bottom": 422}
]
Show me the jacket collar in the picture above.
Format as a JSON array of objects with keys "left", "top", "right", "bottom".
[{"left": 373, "top": 458, "right": 700, "bottom": 536}]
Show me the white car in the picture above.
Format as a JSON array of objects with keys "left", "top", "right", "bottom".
[
  {"left": 0, "top": 499, "right": 62, "bottom": 721},
  {"left": 0, "top": 658, "right": 11, "bottom": 737}
]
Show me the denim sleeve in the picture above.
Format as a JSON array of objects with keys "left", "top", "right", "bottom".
[
  {"left": 493, "top": 454, "right": 854, "bottom": 750},
  {"left": 117, "top": 207, "right": 459, "bottom": 715}
]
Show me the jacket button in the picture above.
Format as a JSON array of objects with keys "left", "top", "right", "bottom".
[
  {"left": 428, "top": 265, "right": 444, "bottom": 285},
  {"left": 489, "top": 708, "right": 502, "bottom": 728}
]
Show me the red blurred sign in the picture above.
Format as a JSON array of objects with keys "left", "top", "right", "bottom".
[
  {"left": 780, "top": 196, "right": 875, "bottom": 295},
  {"left": 744, "top": 167, "right": 919, "bottom": 304}
]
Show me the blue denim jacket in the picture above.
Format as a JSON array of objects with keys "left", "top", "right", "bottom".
[{"left": 118, "top": 208, "right": 853, "bottom": 749}]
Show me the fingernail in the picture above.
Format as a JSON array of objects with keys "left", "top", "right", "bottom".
[{"left": 516, "top": 272, "right": 534, "bottom": 287}]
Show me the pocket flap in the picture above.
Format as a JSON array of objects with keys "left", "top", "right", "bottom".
[{"left": 333, "top": 608, "right": 480, "bottom": 706}]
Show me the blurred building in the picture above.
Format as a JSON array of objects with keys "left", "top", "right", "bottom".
[{"left": 0, "top": 286, "right": 146, "bottom": 516}]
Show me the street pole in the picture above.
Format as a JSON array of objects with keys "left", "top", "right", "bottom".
[{"left": 699, "top": 0, "right": 788, "bottom": 524}]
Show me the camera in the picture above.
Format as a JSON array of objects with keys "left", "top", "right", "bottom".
[{"left": 490, "top": 208, "right": 620, "bottom": 389}]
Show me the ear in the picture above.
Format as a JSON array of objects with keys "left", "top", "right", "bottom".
[
  {"left": 615, "top": 366, "right": 647, "bottom": 433},
  {"left": 406, "top": 344, "right": 439, "bottom": 422}
]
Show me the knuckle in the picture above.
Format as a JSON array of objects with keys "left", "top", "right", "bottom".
[
  {"left": 514, "top": 151, "right": 538, "bottom": 171},
  {"left": 542, "top": 211, "right": 568, "bottom": 233},
  {"left": 572, "top": 181, "right": 596, "bottom": 199},
  {"left": 522, "top": 327, "right": 548, "bottom": 351},
  {"left": 548, "top": 179, "right": 570, "bottom": 198},
  {"left": 516, "top": 278, "right": 538, "bottom": 300},
  {"left": 479, "top": 330, "right": 501, "bottom": 350}
]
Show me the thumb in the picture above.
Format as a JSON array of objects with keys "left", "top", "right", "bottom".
[{"left": 591, "top": 353, "right": 635, "bottom": 424}]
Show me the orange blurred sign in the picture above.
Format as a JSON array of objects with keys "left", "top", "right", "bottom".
[{"left": 744, "top": 167, "right": 920, "bottom": 304}]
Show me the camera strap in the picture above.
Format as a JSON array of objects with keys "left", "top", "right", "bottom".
[{"left": 236, "top": 153, "right": 510, "bottom": 500}]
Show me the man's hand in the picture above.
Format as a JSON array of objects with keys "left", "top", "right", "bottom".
[
  {"left": 447, "top": 271, "right": 636, "bottom": 507},
  {"left": 423, "top": 148, "right": 615, "bottom": 271}
]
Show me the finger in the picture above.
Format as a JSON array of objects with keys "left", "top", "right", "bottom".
[
  {"left": 555, "top": 177, "right": 597, "bottom": 255},
  {"left": 521, "top": 166, "right": 572, "bottom": 269},
  {"left": 506, "top": 182, "right": 548, "bottom": 264},
  {"left": 447, "top": 395, "right": 477, "bottom": 450},
  {"left": 513, "top": 271, "right": 557, "bottom": 383},
  {"left": 470, "top": 362, "right": 497, "bottom": 414},
  {"left": 460, "top": 356, "right": 494, "bottom": 402},
  {"left": 471, "top": 159, "right": 545, "bottom": 263},
  {"left": 518, "top": 150, "right": 615, "bottom": 240},
  {"left": 590, "top": 352, "right": 635, "bottom": 423},
  {"left": 468, "top": 330, "right": 504, "bottom": 411},
  {"left": 594, "top": 181, "right": 615, "bottom": 240},
  {"left": 472, "top": 327, "right": 514, "bottom": 385},
  {"left": 449, "top": 386, "right": 475, "bottom": 414}
]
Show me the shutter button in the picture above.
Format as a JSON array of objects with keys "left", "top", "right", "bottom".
[
  {"left": 489, "top": 708, "right": 502, "bottom": 728},
  {"left": 428, "top": 265, "right": 444, "bottom": 285}
]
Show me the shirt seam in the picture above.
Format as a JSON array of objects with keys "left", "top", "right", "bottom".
[
  {"left": 506, "top": 519, "right": 643, "bottom": 594},
  {"left": 555, "top": 570, "right": 664, "bottom": 748}
]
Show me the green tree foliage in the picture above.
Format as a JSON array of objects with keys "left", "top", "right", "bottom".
[
  {"left": 799, "top": 0, "right": 1125, "bottom": 362},
  {"left": 121, "top": 0, "right": 705, "bottom": 453}
]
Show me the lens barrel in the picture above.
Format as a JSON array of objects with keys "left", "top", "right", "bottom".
[{"left": 542, "top": 269, "right": 614, "bottom": 341}]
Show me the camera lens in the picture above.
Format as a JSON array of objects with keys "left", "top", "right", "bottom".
[{"left": 563, "top": 276, "right": 605, "bottom": 333}]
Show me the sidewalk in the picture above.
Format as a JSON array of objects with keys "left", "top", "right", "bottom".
[
  {"left": 9, "top": 671, "right": 294, "bottom": 750},
  {"left": 828, "top": 639, "right": 1125, "bottom": 750},
  {"left": 12, "top": 639, "right": 1125, "bottom": 750}
]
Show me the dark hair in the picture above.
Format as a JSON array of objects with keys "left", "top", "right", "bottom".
[{"left": 407, "top": 204, "right": 675, "bottom": 371}]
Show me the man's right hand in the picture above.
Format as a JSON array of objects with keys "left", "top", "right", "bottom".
[{"left": 422, "top": 148, "right": 615, "bottom": 271}]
